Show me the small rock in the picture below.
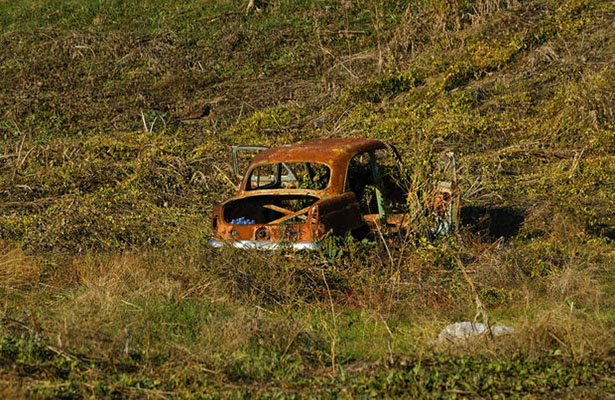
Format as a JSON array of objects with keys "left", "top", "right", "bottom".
[{"left": 438, "top": 322, "right": 514, "bottom": 343}]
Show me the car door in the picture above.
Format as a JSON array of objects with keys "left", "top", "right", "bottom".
[
  {"left": 232, "top": 145, "right": 270, "bottom": 182},
  {"left": 345, "top": 148, "right": 406, "bottom": 233},
  {"left": 369, "top": 146, "right": 409, "bottom": 232},
  {"left": 346, "top": 146, "right": 460, "bottom": 236},
  {"left": 430, "top": 151, "right": 461, "bottom": 235}
]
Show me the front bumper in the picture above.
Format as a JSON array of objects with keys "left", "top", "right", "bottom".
[{"left": 209, "top": 239, "right": 320, "bottom": 251}]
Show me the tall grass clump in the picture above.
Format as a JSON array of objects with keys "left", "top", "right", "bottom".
[{"left": 0, "top": 0, "right": 614, "bottom": 396}]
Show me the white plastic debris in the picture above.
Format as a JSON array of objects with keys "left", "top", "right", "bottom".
[{"left": 438, "top": 322, "right": 514, "bottom": 343}]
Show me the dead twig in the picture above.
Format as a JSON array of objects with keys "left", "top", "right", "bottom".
[
  {"left": 378, "top": 313, "right": 395, "bottom": 364},
  {"left": 321, "top": 269, "right": 338, "bottom": 375},
  {"left": 246, "top": 0, "right": 254, "bottom": 14},
  {"left": 0, "top": 197, "right": 57, "bottom": 208},
  {"left": 12, "top": 127, "right": 27, "bottom": 182},
  {"left": 1, "top": 315, "right": 83, "bottom": 363},
  {"left": 455, "top": 243, "right": 498, "bottom": 339},
  {"left": 0, "top": 153, "right": 18, "bottom": 162},
  {"left": 140, "top": 109, "right": 154, "bottom": 133},
  {"left": 212, "top": 164, "right": 238, "bottom": 190},
  {"left": 568, "top": 146, "right": 586, "bottom": 179}
]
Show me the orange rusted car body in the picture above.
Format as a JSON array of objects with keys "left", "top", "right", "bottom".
[{"left": 209, "top": 138, "right": 459, "bottom": 250}]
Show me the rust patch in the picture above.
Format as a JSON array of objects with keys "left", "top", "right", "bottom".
[{"left": 211, "top": 138, "right": 460, "bottom": 248}]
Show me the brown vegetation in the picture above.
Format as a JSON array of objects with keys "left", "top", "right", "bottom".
[{"left": 1, "top": 0, "right": 614, "bottom": 397}]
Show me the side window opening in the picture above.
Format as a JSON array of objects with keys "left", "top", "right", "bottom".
[
  {"left": 373, "top": 148, "right": 407, "bottom": 213},
  {"left": 346, "top": 151, "right": 381, "bottom": 215},
  {"left": 248, "top": 164, "right": 281, "bottom": 190},
  {"left": 346, "top": 149, "right": 408, "bottom": 216}
]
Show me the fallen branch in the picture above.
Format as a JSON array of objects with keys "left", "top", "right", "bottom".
[
  {"left": 12, "top": 129, "right": 28, "bottom": 181},
  {"left": 212, "top": 164, "right": 238, "bottom": 190},
  {"left": 0, "top": 153, "right": 18, "bottom": 161},
  {"left": 0, "top": 197, "right": 57, "bottom": 208}
]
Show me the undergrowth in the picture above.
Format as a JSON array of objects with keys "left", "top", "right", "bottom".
[{"left": 1, "top": 0, "right": 615, "bottom": 397}]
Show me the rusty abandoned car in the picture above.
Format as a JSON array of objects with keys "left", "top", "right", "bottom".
[{"left": 209, "top": 138, "right": 460, "bottom": 250}]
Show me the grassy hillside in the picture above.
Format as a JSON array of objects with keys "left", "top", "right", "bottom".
[{"left": 1, "top": 0, "right": 615, "bottom": 397}]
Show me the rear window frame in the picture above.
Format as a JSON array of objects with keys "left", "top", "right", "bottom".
[{"left": 244, "top": 161, "right": 333, "bottom": 191}]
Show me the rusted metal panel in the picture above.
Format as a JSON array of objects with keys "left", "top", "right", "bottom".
[
  {"left": 242, "top": 138, "right": 387, "bottom": 196},
  {"left": 210, "top": 138, "right": 460, "bottom": 249}
]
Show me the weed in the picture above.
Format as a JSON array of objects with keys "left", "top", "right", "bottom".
[{"left": 1, "top": 0, "right": 615, "bottom": 396}]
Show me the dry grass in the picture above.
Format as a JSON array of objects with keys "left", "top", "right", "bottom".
[
  {"left": 0, "top": 232, "right": 614, "bottom": 396},
  {"left": 0, "top": 245, "right": 40, "bottom": 291},
  {"left": 548, "top": 266, "right": 601, "bottom": 305},
  {"left": 1, "top": 0, "right": 614, "bottom": 396}
]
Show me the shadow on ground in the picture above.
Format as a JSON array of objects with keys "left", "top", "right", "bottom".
[
  {"left": 461, "top": 206, "right": 525, "bottom": 240},
  {"left": 588, "top": 223, "right": 615, "bottom": 241}
]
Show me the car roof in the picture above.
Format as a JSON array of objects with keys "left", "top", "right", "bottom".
[{"left": 250, "top": 138, "right": 387, "bottom": 166}]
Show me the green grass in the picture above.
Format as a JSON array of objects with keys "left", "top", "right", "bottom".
[{"left": 1, "top": 0, "right": 615, "bottom": 397}]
